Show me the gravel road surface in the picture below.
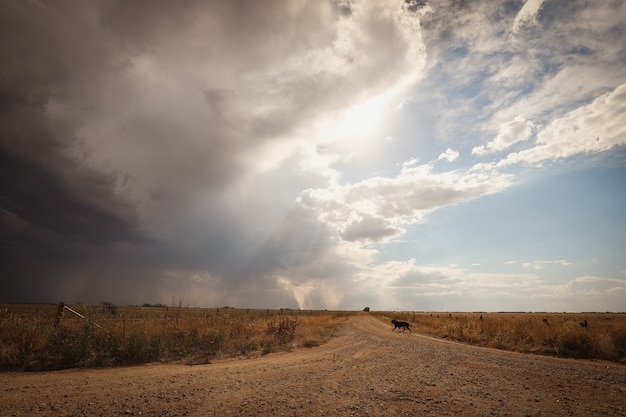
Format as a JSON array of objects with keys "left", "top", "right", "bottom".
[{"left": 2, "top": 314, "right": 625, "bottom": 416}]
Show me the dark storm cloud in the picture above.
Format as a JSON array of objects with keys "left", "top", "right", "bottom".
[
  {"left": 0, "top": 2, "right": 149, "bottom": 290},
  {"left": 0, "top": 1, "right": 188, "bottom": 301},
  {"left": 0, "top": 145, "right": 141, "bottom": 246},
  {"left": 0, "top": 2, "right": 144, "bottom": 257},
  {"left": 0, "top": 0, "right": 425, "bottom": 306}
]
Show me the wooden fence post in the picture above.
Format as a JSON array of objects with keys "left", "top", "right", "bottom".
[{"left": 55, "top": 301, "right": 65, "bottom": 325}]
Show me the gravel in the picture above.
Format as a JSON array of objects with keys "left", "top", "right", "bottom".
[{"left": 2, "top": 315, "right": 625, "bottom": 416}]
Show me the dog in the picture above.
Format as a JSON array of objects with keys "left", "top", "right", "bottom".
[{"left": 391, "top": 319, "right": 412, "bottom": 332}]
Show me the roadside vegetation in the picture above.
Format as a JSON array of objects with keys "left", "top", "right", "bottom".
[
  {"left": 2, "top": 304, "right": 625, "bottom": 371},
  {"left": 0, "top": 303, "right": 350, "bottom": 371},
  {"left": 374, "top": 311, "right": 626, "bottom": 363}
]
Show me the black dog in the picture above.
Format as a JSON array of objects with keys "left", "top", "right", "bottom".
[{"left": 391, "top": 319, "right": 412, "bottom": 332}]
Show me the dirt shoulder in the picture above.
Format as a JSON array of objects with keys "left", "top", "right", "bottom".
[{"left": 2, "top": 314, "right": 625, "bottom": 416}]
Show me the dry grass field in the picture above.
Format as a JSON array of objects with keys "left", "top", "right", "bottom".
[
  {"left": 3, "top": 314, "right": 625, "bottom": 416},
  {"left": 2, "top": 304, "right": 625, "bottom": 371},
  {"left": 373, "top": 311, "right": 626, "bottom": 362},
  {"left": 0, "top": 303, "right": 350, "bottom": 371}
]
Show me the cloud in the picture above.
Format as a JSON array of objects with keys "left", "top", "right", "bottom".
[
  {"left": 2, "top": 0, "right": 428, "bottom": 221},
  {"left": 472, "top": 116, "right": 535, "bottom": 155},
  {"left": 512, "top": 0, "right": 546, "bottom": 34},
  {"left": 565, "top": 276, "right": 626, "bottom": 294},
  {"left": 419, "top": 0, "right": 626, "bottom": 150},
  {"left": 345, "top": 262, "right": 626, "bottom": 312},
  {"left": 340, "top": 215, "right": 404, "bottom": 243},
  {"left": 299, "top": 161, "right": 512, "bottom": 243},
  {"left": 388, "top": 266, "right": 462, "bottom": 289},
  {"left": 464, "top": 273, "right": 543, "bottom": 290},
  {"left": 505, "top": 259, "right": 572, "bottom": 270},
  {"left": 498, "top": 83, "right": 626, "bottom": 166},
  {"left": 354, "top": 258, "right": 465, "bottom": 307},
  {"left": 536, "top": 276, "right": 626, "bottom": 311},
  {"left": 438, "top": 148, "right": 460, "bottom": 162},
  {"left": 0, "top": 0, "right": 431, "bottom": 305},
  {"left": 1, "top": 1, "right": 624, "bottom": 312}
]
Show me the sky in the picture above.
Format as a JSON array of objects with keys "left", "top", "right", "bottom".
[{"left": 1, "top": 0, "right": 625, "bottom": 312}]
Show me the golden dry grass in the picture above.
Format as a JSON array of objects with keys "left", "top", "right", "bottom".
[
  {"left": 4, "top": 304, "right": 624, "bottom": 371},
  {"left": 374, "top": 311, "right": 626, "bottom": 363},
  {"left": 0, "top": 304, "right": 352, "bottom": 371}
]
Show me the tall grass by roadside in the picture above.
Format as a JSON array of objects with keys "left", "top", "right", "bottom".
[
  {"left": 374, "top": 311, "right": 626, "bottom": 363},
  {"left": 0, "top": 304, "right": 352, "bottom": 371}
]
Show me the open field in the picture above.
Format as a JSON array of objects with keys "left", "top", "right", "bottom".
[
  {"left": 2, "top": 314, "right": 625, "bottom": 417},
  {"left": 0, "top": 303, "right": 350, "bottom": 371},
  {"left": 373, "top": 311, "right": 626, "bottom": 363},
  {"left": 1, "top": 304, "right": 625, "bottom": 372}
]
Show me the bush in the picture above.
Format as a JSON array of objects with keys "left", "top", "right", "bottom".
[
  {"left": 555, "top": 324, "right": 594, "bottom": 358},
  {"left": 266, "top": 316, "right": 299, "bottom": 345}
]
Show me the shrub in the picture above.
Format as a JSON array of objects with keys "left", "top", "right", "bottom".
[
  {"left": 555, "top": 323, "right": 594, "bottom": 358},
  {"left": 266, "top": 316, "right": 299, "bottom": 345},
  {"left": 261, "top": 341, "right": 275, "bottom": 355},
  {"left": 302, "top": 340, "right": 320, "bottom": 348}
]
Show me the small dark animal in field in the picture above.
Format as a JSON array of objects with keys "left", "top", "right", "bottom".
[
  {"left": 579, "top": 319, "right": 588, "bottom": 329},
  {"left": 542, "top": 318, "right": 549, "bottom": 326},
  {"left": 391, "top": 319, "right": 412, "bottom": 332}
]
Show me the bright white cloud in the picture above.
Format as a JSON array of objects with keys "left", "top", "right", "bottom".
[
  {"left": 472, "top": 115, "right": 535, "bottom": 155},
  {"left": 565, "top": 276, "right": 626, "bottom": 294},
  {"left": 299, "top": 161, "right": 512, "bottom": 243},
  {"left": 498, "top": 83, "right": 626, "bottom": 166},
  {"left": 438, "top": 148, "right": 460, "bottom": 161},
  {"left": 490, "top": 65, "right": 626, "bottom": 130},
  {"left": 507, "top": 260, "right": 572, "bottom": 269}
]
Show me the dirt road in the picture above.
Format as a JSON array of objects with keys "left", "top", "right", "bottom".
[{"left": 2, "top": 314, "right": 625, "bottom": 416}]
